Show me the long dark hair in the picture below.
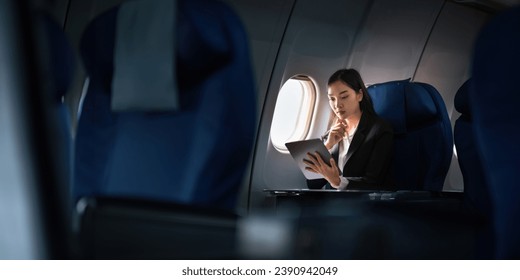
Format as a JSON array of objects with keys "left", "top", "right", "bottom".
[
  {"left": 327, "top": 68, "right": 376, "bottom": 116},
  {"left": 324, "top": 69, "right": 376, "bottom": 132}
]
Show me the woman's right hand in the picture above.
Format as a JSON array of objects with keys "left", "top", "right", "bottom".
[{"left": 325, "top": 118, "right": 347, "bottom": 150}]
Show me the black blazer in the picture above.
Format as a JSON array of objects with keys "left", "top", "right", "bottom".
[{"left": 306, "top": 112, "right": 394, "bottom": 190}]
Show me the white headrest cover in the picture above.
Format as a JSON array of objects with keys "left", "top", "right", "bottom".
[{"left": 112, "top": 0, "right": 178, "bottom": 112}]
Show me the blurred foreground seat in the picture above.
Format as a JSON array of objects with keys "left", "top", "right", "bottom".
[
  {"left": 74, "top": 0, "right": 255, "bottom": 259},
  {"left": 75, "top": 0, "right": 256, "bottom": 211},
  {"left": 471, "top": 6, "right": 520, "bottom": 259},
  {"left": 454, "top": 79, "right": 494, "bottom": 258}
]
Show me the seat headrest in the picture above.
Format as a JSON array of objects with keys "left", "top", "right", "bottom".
[
  {"left": 368, "top": 79, "right": 439, "bottom": 134},
  {"left": 405, "top": 82, "right": 438, "bottom": 130},
  {"left": 454, "top": 79, "right": 471, "bottom": 117},
  {"left": 367, "top": 80, "right": 407, "bottom": 133}
]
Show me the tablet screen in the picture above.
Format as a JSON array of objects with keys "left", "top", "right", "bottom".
[{"left": 285, "top": 138, "right": 332, "bottom": 180}]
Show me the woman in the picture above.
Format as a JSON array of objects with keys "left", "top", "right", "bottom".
[{"left": 304, "top": 69, "right": 394, "bottom": 190}]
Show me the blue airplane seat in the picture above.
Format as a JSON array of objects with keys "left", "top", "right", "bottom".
[
  {"left": 75, "top": 0, "right": 256, "bottom": 211},
  {"left": 454, "top": 79, "right": 494, "bottom": 259},
  {"left": 471, "top": 6, "right": 520, "bottom": 259},
  {"left": 367, "top": 80, "right": 453, "bottom": 191},
  {"left": 38, "top": 14, "right": 75, "bottom": 199},
  {"left": 42, "top": 18, "right": 75, "bottom": 106},
  {"left": 454, "top": 79, "right": 493, "bottom": 217}
]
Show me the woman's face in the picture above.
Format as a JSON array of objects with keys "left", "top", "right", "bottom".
[{"left": 327, "top": 80, "right": 363, "bottom": 120}]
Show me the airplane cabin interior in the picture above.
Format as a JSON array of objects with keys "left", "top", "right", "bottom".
[{"left": 0, "top": 0, "right": 519, "bottom": 260}]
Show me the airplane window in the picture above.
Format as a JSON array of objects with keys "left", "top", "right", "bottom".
[{"left": 270, "top": 76, "right": 316, "bottom": 151}]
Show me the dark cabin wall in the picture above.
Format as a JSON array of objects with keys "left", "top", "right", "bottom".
[
  {"left": 223, "top": 0, "right": 295, "bottom": 213},
  {"left": 348, "top": 0, "right": 444, "bottom": 84}
]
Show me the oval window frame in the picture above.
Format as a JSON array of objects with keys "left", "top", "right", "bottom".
[{"left": 270, "top": 75, "right": 317, "bottom": 152}]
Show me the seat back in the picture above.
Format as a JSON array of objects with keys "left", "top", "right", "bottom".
[
  {"left": 454, "top": 79, "right": 494, "bottom": 258},
  {"left": 78, "top": 197, "right": 238, "bottom": 259},
  {"left": 37, "top": 14, "right": 75, "bottom": 209},
  {"left": 74, "top": 0, "right": 256, "bottom": 211},
  {"left": 454, "top": 79, "right": 492, "bottom": 216},
  {"left": 471, "top": 6, "right": 520, "bottom": 259},
  {"left": 367, "top": 80, "right": 453, "bottom": 191}
]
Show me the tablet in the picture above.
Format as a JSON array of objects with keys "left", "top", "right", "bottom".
[{"left": 285, "top": 138, "right": 333, "bottom": 180}]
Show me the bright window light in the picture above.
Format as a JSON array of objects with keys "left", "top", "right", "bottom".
[{"left": 270, "top": 76, "right": 316, "bottom": 151}]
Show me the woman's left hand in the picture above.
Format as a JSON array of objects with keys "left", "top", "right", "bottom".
[{"left": 303, "top": 152, "right": 341, "bottom": 186}]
